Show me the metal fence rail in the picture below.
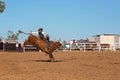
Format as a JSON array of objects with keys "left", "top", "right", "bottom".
[
  {"left": 23, "top": 45, "right": 38, "bottom": 52},
  {"left": 69, "top": 43, "right": 110, "bottom": 52}
]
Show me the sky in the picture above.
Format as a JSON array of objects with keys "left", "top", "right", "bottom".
[{"left": 0, "top": 0, "right": 120, "bottom": 41}]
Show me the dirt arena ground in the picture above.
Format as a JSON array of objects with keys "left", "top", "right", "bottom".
[{"left": 0, "top": 51, "right": 120, "bottom": 80}]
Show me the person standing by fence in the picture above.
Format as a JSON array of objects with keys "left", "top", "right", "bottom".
[{"left": 16, "top": 42, "right": 19, "bottom": 52}]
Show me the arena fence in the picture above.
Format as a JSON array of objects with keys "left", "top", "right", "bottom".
[
  {"left": 0, "top": 42, "right": 22, "bottom": 52},
  {"left": 23, "top": 45, "right": 39, "bottom": 52},
  {"left": 0, "top": 41, "right": 115, "bottom": 52},
  {"left": 69, "top": 43, "right": 113, "bottom": 52}
]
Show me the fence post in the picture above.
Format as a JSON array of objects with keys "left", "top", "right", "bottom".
[
  {"left": 83, "top": 43, "right": 86, "bottom": 52},
  {"left": 3, "top": 41, "right": 5, "bottom": 52},
  {"left": 98, "top": 43, "right": 101, "bottom": 52},
  {"left": 23, "top": 47, "right": 25, "bottom": 52}
]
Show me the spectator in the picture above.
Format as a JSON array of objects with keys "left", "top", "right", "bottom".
[{"left": 16, "top": 42, "right": 19, "bottom": 52}]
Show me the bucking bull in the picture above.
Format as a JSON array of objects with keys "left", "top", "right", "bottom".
[{"left": 19, "top": 30, "right": 61, "bottom": 62}]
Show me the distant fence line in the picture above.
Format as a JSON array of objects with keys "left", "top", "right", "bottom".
[
  {"left": 0, "top": 41, "right": 116, "bottom": 52},
  {"left": 0, "top": 42, "right": 38, "bottom": 52},
  {"left": 69, "top": 43, "right": 115, "bottom": 52},
  {"left": 0, "top": 42, "right": 22, "bottom": 52}
]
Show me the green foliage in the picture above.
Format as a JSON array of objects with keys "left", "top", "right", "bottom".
[{"left": 0, "top": 0, "right": 6, "bottom": 13}]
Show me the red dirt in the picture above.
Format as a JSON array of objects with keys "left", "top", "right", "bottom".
[{"left": 0, "top": 51, "right": 120, "bottom": 80}]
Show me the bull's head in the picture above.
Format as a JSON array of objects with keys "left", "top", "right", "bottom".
[{"left": 56, "top": 41, "right": 62, "bottom": 48}]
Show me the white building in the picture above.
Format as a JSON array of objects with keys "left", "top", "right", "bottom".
[{"left": 89, "top": 34, "right": 120, "bottom": 50}]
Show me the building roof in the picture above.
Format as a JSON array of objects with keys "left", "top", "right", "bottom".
[{"left": 93, "top": 34, "right": 120, "bottom": 37}]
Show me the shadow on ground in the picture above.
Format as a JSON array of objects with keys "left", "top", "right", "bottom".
[{"left": 34, "top": 60, "right": 63, "bottom": 62}]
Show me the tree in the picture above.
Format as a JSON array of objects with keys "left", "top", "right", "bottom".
[
  {"left": 0, "top": 36, "right": 4, "bottom": 41},
  {"left": 0, "top": 37, "right": 2, "bottom": 41},
  {"left": 6, "top": 30, "right": 19, "bottom": 41},
  {"left": 0, "top": 0, "right": 6, "bottom": 13}
]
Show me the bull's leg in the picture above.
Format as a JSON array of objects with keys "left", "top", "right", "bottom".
[{"left": 49, "top": 54, "right": 54, "bottom": 62}]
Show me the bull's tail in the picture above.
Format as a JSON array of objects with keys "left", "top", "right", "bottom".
[{"left": 18, "top": 30, "right": 31, "bottom": 35}]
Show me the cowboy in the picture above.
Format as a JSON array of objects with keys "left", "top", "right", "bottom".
[
  {"left": 38, "top": 28, "right": 50, "bottom": 52},
  {"left": 38, "top": 28, "right": 46, "bottom": 41}
]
